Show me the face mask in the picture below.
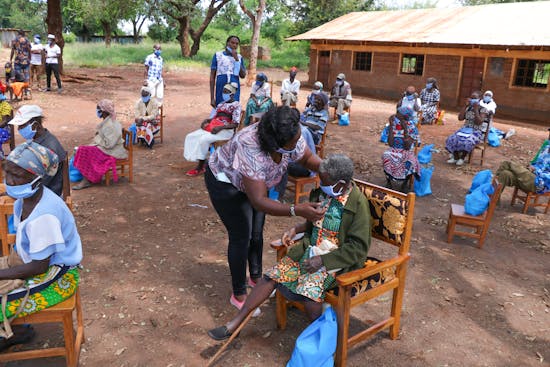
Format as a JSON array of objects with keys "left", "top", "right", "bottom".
[
  {"left": 5, "top": 176, "right": 42, "bottom": 199},
  {"left": 18, "top": 122, "right": 36, "bottom": 141},
  {"left": 222, "top": 93, "right": 232, "bottom": 102},
  {"left": 470, "top": 98, "right": 479, "bottom": 105},
  {"left": 320, "top": 181, "right": 344, "bottom": 198},
  {"left": 336, "top": 80, "right": 343, "bottom": 86},
  {"left": 426, "top": 83, "right": 433, "bottom": 89},
  {"left": 226, "top": 46, "right": 234, "bottom": 53},
  {"left": 48, "top": 40, "right": 54, "bottom": 45},
  {"left": 154, "top": 50, "right": 161, "bottom": 56},
  {"left": 312, "top": 90, "right": 320, "bottom": 94},
  {"left": 406, "top": 94, "right": 415, "bottom": 101},
  {"left": 96, "top": 109, "right": 103, "bottom": 119},
  {"left": 483, "top": 96, "right": 492, "bottom": 103},
  {"left": 0, "top": 93, "right": 6, "bottom": 101},
  {"left": 142, "top": 95, "right": 151, "bottom": 103},
  {"left": 276, "top": 147, "right": 296, "bottom": 155},
  {"left": 255, "top": 81, "right": 263, "bottom": 87},
  {"left": 34, "top": 38, "right": 40, "bottom": 44}
]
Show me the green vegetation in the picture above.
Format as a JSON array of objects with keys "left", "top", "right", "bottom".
[{"left": 63, "top": 38, "right": 310, "bottom": 70}]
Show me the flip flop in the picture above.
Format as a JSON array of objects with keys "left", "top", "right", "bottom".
[{"left": 207, "top": 325, "right": 232, "bottom": 341}]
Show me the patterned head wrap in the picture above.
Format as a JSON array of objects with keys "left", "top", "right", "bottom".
[
  {"left": 98, "top": 99, "right": 116, "bottom": 117},
  {"left": 397, "top": 105, "right": 415, "bottom": 119},
  {"left": 7, "top": 141, "right": 59, "bottom": 177}
]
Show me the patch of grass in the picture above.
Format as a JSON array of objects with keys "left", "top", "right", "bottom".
[{"left": 63, "top": 38, "right": 309, "bottom": 71}]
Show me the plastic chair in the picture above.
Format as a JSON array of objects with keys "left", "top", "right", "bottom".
[{"left": 446, "top": 178, "right": 502, "bottom": 248}]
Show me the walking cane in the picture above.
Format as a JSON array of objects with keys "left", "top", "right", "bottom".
[{"left": 206, "top": 308, "right": 256, "bottom": 367}]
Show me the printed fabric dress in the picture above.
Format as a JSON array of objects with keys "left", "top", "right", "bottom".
[
  {"left": 420, "top": 88, "right": 440, "bottom": 123},
  {"left": 265, "top": 190, "right": 351, "bottom": 302},
  {"left": 382, "top": 116, "right": 421, "bottom": 180},
  {"left": 445, "top": 105, "right": 492, "bottom": 154}
]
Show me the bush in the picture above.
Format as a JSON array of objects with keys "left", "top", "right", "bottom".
[{"left": 64, "top": 32, "right": 76, "bottom": 44}]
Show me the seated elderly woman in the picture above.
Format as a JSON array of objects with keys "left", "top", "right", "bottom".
[
  {"left": 305, "top": 81, "right": 324, "bottom": 109},
  {"left": 383, "top": 106, "right": 420, "bottom": 191},
  {"left": 184, "top": 82, "right": 241, "bottom": 177},
  {"left": 244, "top": 73, "right": 273, "bottom": 126},
  {"left": 72, "top": 99, "right": 127, "bottom": 190},
  {"left": 497, "top": 131, "right": 549, "bottom": 195},
  {"left": 0, "top": 142, "right": 82, "bottom": 350},
  {"left": 135, "top": 85, "right": 161, "bottom": 148},
  {"left": 300, "top": 92, "right": 329, "bottom": 145},
  {"left": 419, "top": 77, "right": 440, "bottom": 125},
  {"left": 207, "top": 153, "right": 371, "bottom": 341},
  {"left": 445, "top": 91, "right": 492, "bottom": 166}
]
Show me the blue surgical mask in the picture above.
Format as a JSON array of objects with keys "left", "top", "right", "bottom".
[
  {"left": 426, "top": 83, "right": 433, "bottom": 89},
  {"left": 470, "top": 98, "right": 479, "bottom": 105},
  {"left": 0, "top": 93, "right": 6, "bottom": 101},
  {"left": 276, "top": 147, "right": 296, "bottom": 155},
  {"left": 226, "top": 46, "right": 234, "bottom": 53},
  {"left": 320, "top": 181, "right": 344, "bottom": 198},
  {"left": 34, "top": 38, "right": 40, "bottom": 44},
  {"left": 222, "top": 93, "right": 232, "bottom": 102},
  {"left": 255, "top": 81, "right": 263, "bottom": 87},
  {"left": 406, "top": 94, "right": 415, "bottom": 101},
  {"left": 483, "top": 96, "right": 492, "bottom": 103},
  {"left": 336, "top": 80, "right": 343, "bottom": 86},
  {"left": 142, "top": 95, "right": 151, "bottom": 103},
  {"left": 154, "top": 50, "right": 161, "bottom": 56},
  {"left": 18, "top": 122, "right": 36, "bottom": 141},
  {"left": 5, "top": 176, "right": 42, "bottom": 199},
  {"left": 96, "top": 109, "right": 103, "bottom": 119},
  {"left": 312, "top": 90, "right": 320, "bottom": 94}
]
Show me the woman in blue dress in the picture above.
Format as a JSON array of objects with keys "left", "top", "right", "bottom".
[{"left": 210, "top": 35, "right": 246, "bottom": 108}]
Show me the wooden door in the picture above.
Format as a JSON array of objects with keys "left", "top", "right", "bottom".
[
  {"left": 317, "top": 51, "right": 331, "bottom": 87},
  {"left": 459, "top": 57, "right": 485, "bottom": 104}
]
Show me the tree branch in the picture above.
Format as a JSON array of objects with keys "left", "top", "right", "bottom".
[{"left": 238, "top": 0, "right": 255, "bottom": 21}]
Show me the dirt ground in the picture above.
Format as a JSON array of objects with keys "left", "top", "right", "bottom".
[{"left": 1, "top": 52, "right": 549, "bottom": 367}]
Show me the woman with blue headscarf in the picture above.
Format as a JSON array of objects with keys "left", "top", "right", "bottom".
[
  {"left": 0, "top": 141, "right": 82, "bottom": 350},
  {"left": 244, "top": 72, "right": 273, "bottom": 126},
  {"left": 382, "top": 105, "right": 420, "bottom": 191}
]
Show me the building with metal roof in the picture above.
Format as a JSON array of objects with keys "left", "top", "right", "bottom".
[{"left": 288, "top": 1, "right": 550, "bottom": 122}]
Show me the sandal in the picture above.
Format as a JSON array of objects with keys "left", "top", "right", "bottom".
[
  {"left": 186, "top": 168, "right": 205, "bottom": 177},
  {"left": 0, "top": 324, "right": 35, "bottom": 352},
  {"left": 73, "top": 180, "right": 92, "bottom": 190},
  {"left": 208, "top": 325, "right": 232, "bottom": 341}
]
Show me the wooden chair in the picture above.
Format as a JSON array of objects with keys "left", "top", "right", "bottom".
[
  {"left": 105, "top": 128, "right": 133, "bottom": 185},
  {"left": 446, "top": 178, "right": 502, "bottom": 248},
  {"left": 315, "top": 126, "right": 328, "bottom": 159},
  {"left": 467, "top": 125, "right": 490, "bottom": 166},
  {"left": 510, "top": 187, "right": 550, "bottom": 214},
  {"left": 157, "top": 105, "right": 164, "bottom": 144},
  {"left": 61, "top": 153, "right": 74, "bottom": 212},
  {"left": 0, "top": 197, "right": 15, "bottom": 256},
  {"left": 273, "top": 180, "right": 415, "bottom": 367},
  {"left": 0, "top": 288, "right": 84, "bottom": 367},
  {"left": 286, "top": 175, "right": 320, "bottom": 205}
]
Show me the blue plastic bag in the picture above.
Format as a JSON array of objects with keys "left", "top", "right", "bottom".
[
  {"left": 469, "top": 170, "right": 492, "bottom": 193},
  {"left": 287, "top": 306, "right": 337, "bottom": 367},
  {"left": 414, "top": 164, "right": 434, "bottom": 197},
  {"left": 69, "top": 156, "right": 83, "bottom": 183},
  {"left": 464, "top": 182, "right": 494, "bottom": 216},
  {"left": 127, "top": 123, "right": 138, "bottom": 145},
  {"left": 338, "top": 112, "right": 349, "bottom": 126},
  {"left": 417, "top": 144, "right": 435, "bottom": 164},
  {"left": 487, "top": 127, "right": 501, "bottom": 147},
  {"left": 380, "top": 125, "right": 389, "bottom": 143}
]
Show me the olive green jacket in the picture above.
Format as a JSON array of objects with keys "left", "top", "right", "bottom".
[{"left": 287, "top": 183, "right": 371, "bottom": 275}]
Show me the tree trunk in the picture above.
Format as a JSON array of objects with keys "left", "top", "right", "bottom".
[
  {"left": 46, "top": 0, "right": 64, "bottom": 74},
  {"left": 176, "top": 16, "right": 191, "bottom": 57},
  {"left": 189, "top": 0, "right": 230, "bottom": 57},
  {"left": 239, "top": 0, "right": 266, "bottom": 86},
  {"left": 132, "top": 19, "right": 139, "bottom": 43},
  {"left": 102, "top": 21, "right": 112, "bottom": 47}
]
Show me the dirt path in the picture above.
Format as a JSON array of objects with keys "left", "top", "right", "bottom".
[{"left": 2, "top": 58, "right": 549, "bottom": 367}]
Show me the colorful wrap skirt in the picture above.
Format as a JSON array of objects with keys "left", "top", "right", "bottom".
[{"left": 445, "top": 127, "right": 483, "bottom": 153}]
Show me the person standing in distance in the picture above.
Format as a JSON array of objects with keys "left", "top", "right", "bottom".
[
  {"left": 144, "top": 44, "right": 164, "bottom": 105},
  {"left": 45, "top": 34, "right": 62, "bottom": 93}
]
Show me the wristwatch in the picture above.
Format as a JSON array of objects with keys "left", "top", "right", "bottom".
[{"left": 289, "top": 204, "right": 296, "bottom": 217}]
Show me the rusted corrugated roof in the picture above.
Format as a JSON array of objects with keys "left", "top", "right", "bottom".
[{"left": 287, "top": 2, "right": 550, "bottom": 47}]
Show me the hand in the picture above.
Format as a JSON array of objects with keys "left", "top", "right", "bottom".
[
  {"left": 230, "top": 48, "right": 238, "bottom": 60},
  {"left": 296, "top": 202, "right": 326, "bottom": 222},
  {"left": 211, "top": 98, "right": 216, "bottom": 108},
  {"left": 211, "top": 126, "right": 223, "bottom": 134},
  {"left": 303, "top": 256, "right": 323, "bottom": 273},
  {"left": 282, "top": 227, "right": 297, "bottom": 247}
]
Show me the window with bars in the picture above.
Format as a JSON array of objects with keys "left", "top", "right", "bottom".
[
  {"left": 353, "top": 52, "right": 372, "bottom": 71},
  {"left": 513, "top": 59, "right": 550, "bottom": 88},
  {"left": 401, "top": 54, "right": 424, "bottom": 75}
]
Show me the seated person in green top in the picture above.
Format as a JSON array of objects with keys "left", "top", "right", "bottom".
[{"left": 208, "top": 154, "right": 371, "bottom": 340}]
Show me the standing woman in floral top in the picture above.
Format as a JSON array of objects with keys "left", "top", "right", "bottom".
[
  {"left": 419, "top": 77, "right": 440, "bottom": 124},
  {"left": 205, "top": 106, "right": 325, "bottom": 313}
]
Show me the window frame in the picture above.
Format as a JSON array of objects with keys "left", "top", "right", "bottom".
[
  {"left": 352, "top": 51, "right": 373, "bottom": 72},
  {"left": 512, "top": 58, "right": 550, "bottom": 89},
  {"left": 400, "top": 54, "right": 425, "bottom": 76}
]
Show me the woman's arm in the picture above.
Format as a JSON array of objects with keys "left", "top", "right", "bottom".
[
  {"left": 387, "top": 121, "right": 394, "bottom": 147},
  {"left": 210, "top": 69, "right": 217, "bottom": 107},
  {"left": 0, "top": 258, "right": 50, "bottom": 280},
  {"left": 457, "top": 101, "right": 468, "bottom": 121},
  {"left": 296, "top": 146, "right": 321, "bottom": 173},
  {"left": 242, "top": 176, "right": 325, "bottom": 221}
]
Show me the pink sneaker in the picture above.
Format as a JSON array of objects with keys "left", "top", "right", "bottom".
[{"left": 230, "top": 295, "right": 261, "bottom": 317}]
